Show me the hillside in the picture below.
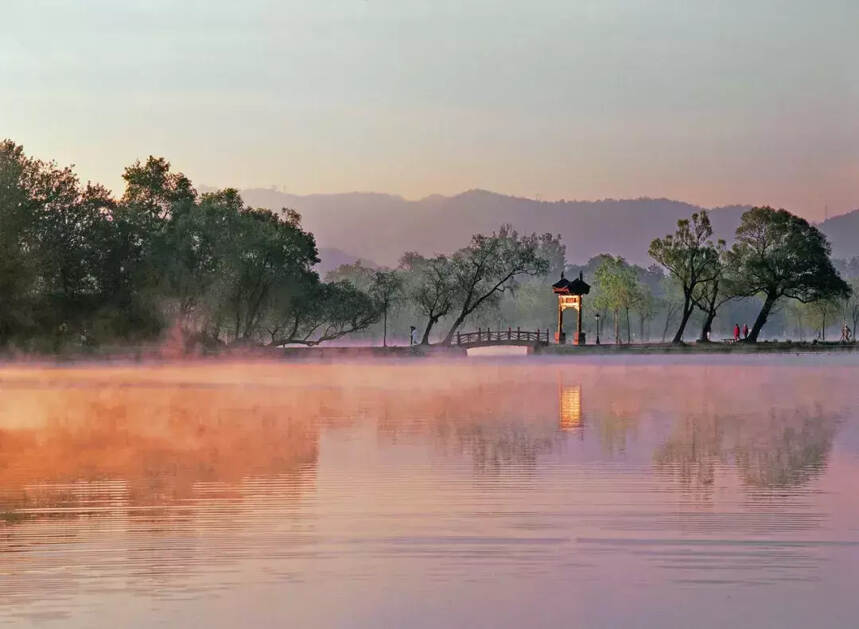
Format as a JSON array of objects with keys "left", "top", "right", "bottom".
[
  {"left": 238, "top": 188, "right": 858, "bottom": 268},
  {"left": 819, "top": 210, "right": 859, "bottom": 261}
]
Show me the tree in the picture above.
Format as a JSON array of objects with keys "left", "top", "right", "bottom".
[
  {"left": 160, "top": 189, "right": 244, "bottom": 326},
  {"left": 370, "top": 270, "right": 403, "bottom": 347},
  {"left": 725, "top": 207, "right": 850, "bottom": 342},
  {"left": 442, "top": 225, "right": 550, "bottom": 344},
  {"left": 634, "top": 265, "right": 664, "bottom": 342},
  {"left": 649, "top": 211, "right": 722, "bottom": 343},
  {"left": 592, "top": 256, "right": 643, "bottom": 344},
  {"left": 0, "top": 140, "right": 42, "bottom": 342},
  {"left": 401, "top": 252, "right": 456, "bottom": 344},
  {"left": 843, "top": 277, "right": 859, "bottom": 342},
  {"left": 804, "top": 298, "right": 840, "bottom": 341},
  {"left": 215, "top": 207, "right": 319, "bottom": 343},
  {"left": 0, "top": 140, "right": 125, "bottom": 344},
  {"left": 121, "top": 156, "right": 195, "bottom": 221},
  {"left": 658, "top": 278, "right": 684, "bottom": 343},
  {"left": 690, "top": 243, "right": 733, "bottom": 342},
  {"left": 265, "top": 278, "right": 380, "bottom": 346}
]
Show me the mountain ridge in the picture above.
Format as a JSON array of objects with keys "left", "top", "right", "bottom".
[{"left": 229, "top": 188, "right": 858, "bottom": 267}]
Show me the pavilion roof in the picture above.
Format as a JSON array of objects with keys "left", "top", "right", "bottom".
[{"left": 552, "top": 271, "right": 591, "bottom": 295}]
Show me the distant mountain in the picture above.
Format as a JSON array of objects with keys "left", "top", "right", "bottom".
[
  {"left": 819, "top": 210, "right": 859, "bottom": 261},
  {"left": 236, "top": 188, "right": 859, "bottom": 266}
]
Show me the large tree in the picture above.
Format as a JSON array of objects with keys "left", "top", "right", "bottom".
[
  {"left": 264, "top": 278, "right": 379, "bottom": 346},
  {"left": 0, "top": 140, "right": 124, "bottom": 343},
  {"left": 649, "top": 211, "right": 722, "bottom": 343},
  {"left": 442, "top": 225, "right": 550, "bottom": 345},
  {"left": 400, "top": 252, "right": 456, "bottom": 344},
  {"left": 725, "top": 207, "right": 850, "bottom": 342},
  {"left": 690, "top": 243, "right": 733, "bottom": 342},
  {"left": 0, "top": 140, "right": 42, "bottom": 342},
  {"left": 214, "top": 207, "right": 319, "bottom": 343}
]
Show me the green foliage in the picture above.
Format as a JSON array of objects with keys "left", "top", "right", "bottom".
[
  {"left": 442, "top": 226, "right": 552, "bottom": 344},
  {"left": 0, "top": 140, "right": 380, "bottom": 352},
  {"left": 4, "top": 141, "right": 850, "bottom": 350},
  {"left": 843, "top": 276, "right": 859, "bottom": 339},
  {"left": 369, "top": 269, "right": 404, "bottom": 347},
  {"left": 649, "top": 211, "right": 723, "bottom": 343},
  {"left": 725, "top": 206, "right": 850, "bottom": 342},
  {"left": 592, "top": 256, "right": 645, "bottom": 343},
  {"left": 400, "top": 253, "right": 457, "bottom": 344}
]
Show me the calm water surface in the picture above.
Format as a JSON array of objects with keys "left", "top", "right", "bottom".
[{"left": 1, "top": 355, "right": 858, "bottom": 627}]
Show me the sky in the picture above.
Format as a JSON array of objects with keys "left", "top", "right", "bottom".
[{"left": 2, "top": 0, "right": 857, "bottom": 220}]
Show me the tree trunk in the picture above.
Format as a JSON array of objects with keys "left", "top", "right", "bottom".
[
  {"left": 661, "top": 305, "right": 676, "bottom": 343},
  {"left": 442, "top": 311, "right": 469, "bottom": 345},
  {"left": 625, "top": 307, "right": 631, "bottom": 344},
  {"left": 748, "top": 293, "right": 777, "bottom": 343},
  {"left": 420, "top": 314, "right": 440, "bottom": 345},
  {"left": 614, "top": 309, "right": 620, "bottom": 344},
  {"left": 698, "top": 310, "right": 716, "bottom": 342},
  {"left": 672, "top": 294, "right": 694, "bottom": 344},
  {"left": 382, "top": 305, "right": 388, "bottom": 347},
  {"left": 851, "top": 308, "right": 858, "bottom": 342}
]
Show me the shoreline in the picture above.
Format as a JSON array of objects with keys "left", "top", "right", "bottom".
[{"left": 0, "top": 340, "right": 856, "bottom": 367}]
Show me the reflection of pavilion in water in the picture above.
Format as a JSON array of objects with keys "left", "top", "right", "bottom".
[{"left": 559, "top": 383, "right": 583, "bottom": 431}]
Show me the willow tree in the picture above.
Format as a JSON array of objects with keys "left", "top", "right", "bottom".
[
  {"left": 725, "top": 207, "right": 849, "bottom": 342},
  {"left": 592, "top": 256, "right": 643, "bottom": 344},
  {"left": 649, "top": 211, "right": 722, "bottom": 343},
  {"left": 400, "top": 252, "right": 456, "bottom": 344},
  {"left": 442, "top": 225, "right": 550, "bottom": 345},
  {"left": 690, "top": 242, "right": 733, "bottom": 342}
]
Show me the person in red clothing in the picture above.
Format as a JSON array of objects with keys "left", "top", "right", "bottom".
[
  {"left": 733, "top": 323, "right": 740, "bottom": 342},
  {"left": 742, "top": 323, "right": 749, "bottom": 340}
]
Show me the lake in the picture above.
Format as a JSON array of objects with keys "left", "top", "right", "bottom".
[{"left": 1, "top": 355, "right": 857, "bottom": 627}]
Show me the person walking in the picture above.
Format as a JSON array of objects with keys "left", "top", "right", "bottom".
[
  {"left": 409, "top": 326, "right": 417, "bottom": 346},
  {"left": 742, "top": 323, "right": 749, "bottom": 340},
  {"left": 733, "top": 323, "right": 740, "bottom": 342},
  {"left": 841, "top": 322, "right": 852, "bottom": 344}
]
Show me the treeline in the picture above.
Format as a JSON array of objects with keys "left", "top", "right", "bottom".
[
  {"left": 0, "top": 140, "right": 387, "bottom": 351},
  {"left": 330, "top": 211, "right": 855, "bottom": 345},
  {"left": 1, "top": 140, "right": 853, "bottom": 351},
  {"left": 0, "top": 141, "right": 555, "bottom": 352}
]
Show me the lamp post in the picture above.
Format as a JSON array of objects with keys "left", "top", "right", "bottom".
[{"left": 595, "top": 313, "right": 601, "bottom": 345}]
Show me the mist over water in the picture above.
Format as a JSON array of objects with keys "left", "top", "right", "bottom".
[{"left": 1, "top": 355, "right": 858, "bottom": 627}]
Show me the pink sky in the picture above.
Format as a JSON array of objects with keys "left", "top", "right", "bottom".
[{"left": 2, "top": 1, "right": 857, "bottom": 220}]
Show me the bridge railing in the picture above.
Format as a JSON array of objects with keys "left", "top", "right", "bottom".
[{"left": 455, "top": 327, "right": 550, "bottom": 345}]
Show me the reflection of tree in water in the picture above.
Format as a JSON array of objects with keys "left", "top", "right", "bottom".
[
  {"left": 373, "top": 380, "right": 564, "bottom": 474},
  {"left": 734, "top": 407, "right": 836, "bottom": 489},
  {"left": 590, "top": 396, "right": 644, "bottom": 457},
  {"left": 654, "top": 404, "right": 837, "bottom": 492},
  {"left": 449, "top": 420, "right": 560, "bottom": 474},
  {"left": 653, "top": 413, "right": 727, "bottom": 492},
  {"left": 375, "top": 378, "right": 647, "bottom": 472}
]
